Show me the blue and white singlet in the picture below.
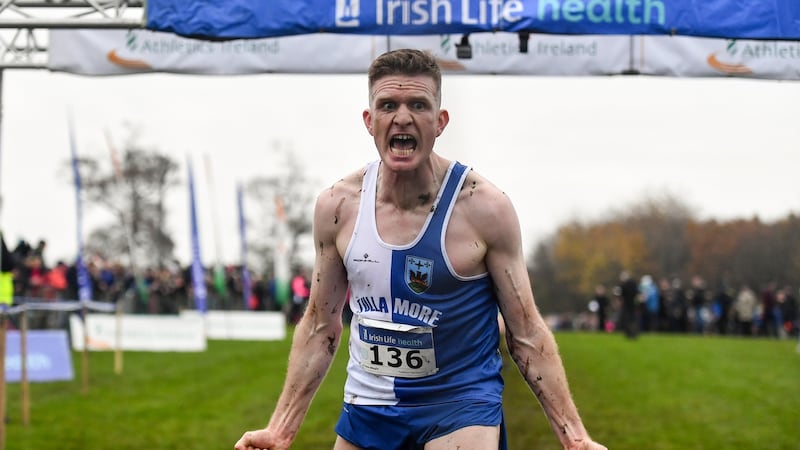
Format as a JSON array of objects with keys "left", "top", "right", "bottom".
[{"left": 342, "top": 160, "right": 504, "bottom": 406}]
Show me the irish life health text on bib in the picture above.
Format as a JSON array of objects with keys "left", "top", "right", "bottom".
[{"left": 357, "top": 317, "right": 438, "bottom": 378}]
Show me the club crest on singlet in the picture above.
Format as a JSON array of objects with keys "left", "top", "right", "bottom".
[{"left": 405, "top": 255, "right": 433, "bottom": 294}]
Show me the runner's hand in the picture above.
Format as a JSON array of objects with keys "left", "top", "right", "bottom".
[{"left": 234, "top": 429, "right": 290, "bottom": 450}]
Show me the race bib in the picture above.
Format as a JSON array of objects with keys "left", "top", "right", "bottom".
[{"left": 356, "top": 317, "right": 438, "bottom": 378}]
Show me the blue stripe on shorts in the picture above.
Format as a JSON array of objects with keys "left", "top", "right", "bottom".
[{"left": 334, "top": 400, "right": 507, "bottom": 450}]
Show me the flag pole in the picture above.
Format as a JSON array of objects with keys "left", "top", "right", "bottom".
[
  {"left": 237, "top": 184, "right": 252, "bottom": 310},
  {"left": 188, "top": 157, "right": 208, "bottom": 321},
  {"left": 203, "top": 154, "right": 227, "bottom": 308},
  {"left": 104, "top": 129, "right": 133, "bottom": 375},
  {"left": 67, "top": 110, "right": 93, "bottom": 395}
]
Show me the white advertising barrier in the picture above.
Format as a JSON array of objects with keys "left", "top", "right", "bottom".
[
  {"left": 69, "top": 313, "right": 206, "bottom": 352},
  {"left": 48, "top": 29, "right": 800, "bottom": 79},
  {"left": 180, "top": 310, "right": 287, "bottom": 341}
]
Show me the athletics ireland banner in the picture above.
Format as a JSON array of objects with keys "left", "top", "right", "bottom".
[
  {"left": 49, "top": 29, "right": 800, "bottom": 80},
  {"left": 145, "top": 0, "right": 800, "bottom": 41}
]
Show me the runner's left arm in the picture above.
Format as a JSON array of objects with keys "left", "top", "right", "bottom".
[{"left": 480, "top": 187, "right": 605, "bottom": 450}]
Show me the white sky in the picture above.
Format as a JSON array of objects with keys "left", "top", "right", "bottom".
[{"left": 2, "top": 69, "right": 799, "bottom": 268}]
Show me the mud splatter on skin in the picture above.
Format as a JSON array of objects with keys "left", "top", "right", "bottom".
[
  {"left": 504, "top": 268, "right": 524, "bottom": 302},
  {"left": 532, "top": 381, "right": 545, "bottom": 399},
  {"left": 508, "top": 330, "right": 549, "bottom": 400},
  {"left": 326, "top": 335, "right": 336, "bottom": 355},
  {"left": 334, "top": 197, "right": 345, "bottom": 224},
  {"left": 469, "top": 180, "right": 477, "bottom": 197},
  {"left": 418, "top": 192, "right": 432, "bottom": 204},
  {"left": 305, "top": 302, "right": 317, "bottom": 320}
]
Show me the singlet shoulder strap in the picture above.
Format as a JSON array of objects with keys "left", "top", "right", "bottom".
[{"left": 425, "top": 161, "right": 469, "bottom": 231}]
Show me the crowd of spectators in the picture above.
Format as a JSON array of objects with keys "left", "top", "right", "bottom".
[
  {"left": 573, "top": 271, "right": 799, "bottom": 340},
  {"left": 3, "top": 237, "right": 798, "bottom": 340},
  {"left": 1, "top": 236, "right": 307, "bottom": 330}
]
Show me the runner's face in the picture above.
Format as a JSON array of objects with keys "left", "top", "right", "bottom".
[{"left": 363, "top": 75, "right": 448, "bottom": 171}]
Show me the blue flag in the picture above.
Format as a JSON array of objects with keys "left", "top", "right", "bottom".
[
  {"left": 188, "top": 159, "right": 207, "bottom": 313},
  {"left": 67, "top": 112, "right": 93, "bottom": 302}
]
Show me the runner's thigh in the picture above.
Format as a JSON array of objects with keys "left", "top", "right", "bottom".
[
  {"left": 334, "top": 435, "right": 364, "bottom": 450},
  {"left": 425, "top": 425, "right": 500, "bottom": 450}
]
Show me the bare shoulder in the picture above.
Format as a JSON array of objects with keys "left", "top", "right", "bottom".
[
  {"left": 316, "top": 166, "right": 365, "bottom": 214},
  {"left": 456, "top": 168, "right": 520, "bottom": 243},
  {"left": 314, "top": 165, "right": 368, "bottom": 250}
]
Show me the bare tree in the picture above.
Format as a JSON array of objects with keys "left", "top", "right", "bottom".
[
  {"left": 71, "top": 131, "right": 180, "bottom": 268},
  {"left": 613, "top": 192, "right": 694, "bottom": 278},
  {"left": 244, "top": 141, "right": 316, "bottom": 274}
]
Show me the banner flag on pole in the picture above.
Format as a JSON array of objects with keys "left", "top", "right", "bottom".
[
  {"left": 237, "top": 184, "right": 253, "bottom": 310},
  {"left": 187, "top": 158, "right": 207, "bottom": 313},
  {"left": 67, "top": 111, "right": 93, "bottom": 302},
  {"left": 273, "top": 195, "right": 290, "bottom": 308},
  {"left": 203, "top": 154, "right": 228, "bottom": 300}
]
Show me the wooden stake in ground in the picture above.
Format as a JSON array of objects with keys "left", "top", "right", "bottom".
[
  {"left": 81, "top": 305, "right": 89, "bottom": 395},
  {"left": 114, "top": 305, "right": 123, "bottom": 375},
  {"left": 20, "top": 309, "right": 29, "bottom": 426},
  {"left": 0, "top": 311, "right": 8, "bottom": 450}
]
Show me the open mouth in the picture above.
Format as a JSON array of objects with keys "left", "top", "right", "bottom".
[{"left": 390, "top": 134, "right": 417, "bottom": 157}]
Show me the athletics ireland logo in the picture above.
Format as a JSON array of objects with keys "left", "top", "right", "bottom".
[
  {"left": 405, "top": 256, "right": 433, "bottom": 294},
  {"left": 706, "top": 40, "right": 752, "bottom": 75}
]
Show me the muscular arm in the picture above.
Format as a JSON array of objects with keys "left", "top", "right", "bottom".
[
  {"left": 236, "top": 185, "right": 351, "bottom": 450},
  {"left": 475, "top": 184, "right": 600, "bottom": 450}
]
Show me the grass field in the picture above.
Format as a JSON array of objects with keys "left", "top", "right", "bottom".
[{"left": 5, "top": 331, "right": 798, "bottom": 449}]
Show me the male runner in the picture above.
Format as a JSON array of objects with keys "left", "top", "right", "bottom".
[{"left": 235, "top": 48, "right": 605, "bottom": 450}]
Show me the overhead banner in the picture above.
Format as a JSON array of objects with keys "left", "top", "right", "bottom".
[
  {"left": 145, "top": 0, "right": 800, "bottom": 41},
  {"left": 49, "top": 29, "right": 384, "bottom": 75},
  {"left": 49, "top": 29, "right": 800, "bottom": 80}
]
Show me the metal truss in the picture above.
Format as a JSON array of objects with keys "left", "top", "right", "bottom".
[{"left": 0, "top": 0, "right": 144, "bottom": 69}]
